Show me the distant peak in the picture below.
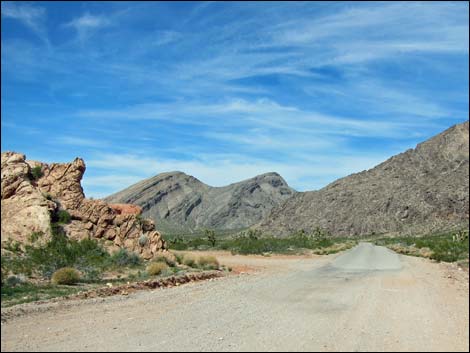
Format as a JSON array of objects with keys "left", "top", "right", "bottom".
[{"left": 258, "top": 172, "right": 282, "bottom": 178}]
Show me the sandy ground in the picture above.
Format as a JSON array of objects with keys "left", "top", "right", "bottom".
[{"left": 1, "top": 243, "right": 468, "bottom": 352}]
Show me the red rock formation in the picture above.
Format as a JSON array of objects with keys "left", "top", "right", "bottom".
[{"left": 108, "top": 203, "right": 142, "bottom": 215}]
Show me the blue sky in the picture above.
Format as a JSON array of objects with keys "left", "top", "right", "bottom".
[{"left": 1, "top": 1, "right": 469, "bottom": 198}]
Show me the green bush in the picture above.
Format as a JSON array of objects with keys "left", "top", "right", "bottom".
[
  {"left": 6, "top": 275, "right": 24, "bottom": 287},
  {"left": 30, "top": 166, "right": 43, "bottom": 180},
  {"left": 205, "top": 229, "right": 217, "bottom": 247},
  {"left": 51, "top": 267, "right": 80, "bottom": 285},
  {"left": 197, "top": 256, "right": 219, "bottom": 270},
  {"left": 109, "top": 249, "right": 142, "bottom": 267},
  {"left": 57, "top": 210, "right": 72, "bottom": 224},
  {"left": 146, "top": 262, "right": 168, "bottom": 276}
]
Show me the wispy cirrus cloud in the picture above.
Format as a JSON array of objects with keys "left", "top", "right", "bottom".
[
  {"left": 1, "top": 2, "right": 49, "bottom": 44},
  {"left": 75, "top": 97, "right": 439, "bottom": 139},
  {"left": 55, "top": 136, "right": 109, "bottom": 148},
  {"left": 2, "top": 2, "right": 468, "bottom": 198},
  {"left": 65, "top": 13, "right": 112, "bottom": 41},
  {"left": 82, "top": 149, "right": 395, "bottom": 198}
]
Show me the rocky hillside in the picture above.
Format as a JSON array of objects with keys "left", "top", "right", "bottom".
[
  {"left": 257, "top": 120, "right": 469, "bottom": 237},
  {"left": 105, "top": 172, "right": 295, "bottom": 233},
  {"left": 1, "top": 152, "right": 167, "bottom": 259}
]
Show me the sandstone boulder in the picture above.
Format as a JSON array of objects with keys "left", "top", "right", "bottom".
[{"left": 1, "top": 152, "right": 56, "bottom": 244}]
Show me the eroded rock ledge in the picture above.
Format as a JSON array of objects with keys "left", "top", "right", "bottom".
[{"left": 1, "top": 152, "right": 167, "bottom": 259}]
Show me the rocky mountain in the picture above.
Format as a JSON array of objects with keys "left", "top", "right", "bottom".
[
  {"left": 1, "top": 152, "right": 167, "bottom": 259},
  {"left": 105, "top": 172, "right": 296, "bottom": 234},
  {"left": 257, "top": 121, "right": 469, "bottom": 237}
]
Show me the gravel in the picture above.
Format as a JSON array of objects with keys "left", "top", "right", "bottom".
[{"left": 2, "top": 245, "right": 468, "bottom": 352}]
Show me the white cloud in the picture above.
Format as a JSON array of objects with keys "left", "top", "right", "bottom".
[
  {"left": 82, "top": 150, "right": 395, "bottom": 198},
  {"left": 76, "top": 97, "right": 428, "bottom": 139},
  {"left": 274, "top": 2, "right": 469, "bottom": 58},
  {"left": 65, "top": 13, "right": 111, "bottom": 40}
]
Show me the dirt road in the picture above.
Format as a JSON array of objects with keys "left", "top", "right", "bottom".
[{"left": 2, "top": 243, "right": 468, "bottom": 352}]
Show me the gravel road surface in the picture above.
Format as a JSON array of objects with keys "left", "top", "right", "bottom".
[{"left": 2, "top": 243, "right": 468, "bottom": 352}]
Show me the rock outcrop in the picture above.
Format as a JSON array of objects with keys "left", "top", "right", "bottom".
[
  {"left": 1, "top": 152, "right": 167, "bottom": 258},
  {"left": 1, "top": 153, "right": 56, "bottom": 244},
  {"left": 105, "top": 172, "right": 296, "bottom": 234},
  {"left": 257, "top": 120, "right": 470, "bottom": 237}
]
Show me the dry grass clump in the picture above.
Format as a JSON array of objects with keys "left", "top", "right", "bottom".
[
  {"left": 182, "top": 255, "right": 197, "bottom": 268},
  {"left": 51, "top": 267, "right": 81, "bottom": 285},
  {"left": 146, "top": 262, "right": 168, "bottom": 276},
  {"left": 153, "top": 254, "right": 176, "bottom": 267},
  {"left": 197, "top": 256, "right": 219, "bottom": 270}
]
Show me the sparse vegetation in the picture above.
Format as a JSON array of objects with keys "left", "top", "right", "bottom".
[
  {"left": 51, "top": 267, "right": 81, "bottom": 285},
  {"left": 166, "top": 228, "right": 353, "bottom": 255},
  {"left": 1, "top": 225, "right": 223, "bottom": 307},
  {"left": 1, "top": 282, "right": 85, "bottom": 307},
  {"left": 2, "top": 223, "right": 230, "bottom": 308},
  {"left": 373, "top": 230, "right": 469, "bottom": 263}
]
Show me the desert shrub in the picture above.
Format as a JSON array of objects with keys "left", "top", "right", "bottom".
[
  {"left": 197, "top": 256, "right": 219, "bottom": 270},
  {"left": 205, "top": 229, "right": 217, "bottom": 247},
  {"left": 109, "top": 249, "right": 142, "bottom": 267},
  {"left": 374, "top": 232, "right": 469, "bottom": 263},
  {"left": 174, "top": 253, "right": 185, "bottom": 264},
  {"left": 153, "top": 254, "right": 176, "bottom": 267},
  {"left": 182, "top": 255, "right": 197, "bottom": 267},
  {"left": 138, "top": 234, "right": 148, "bottom": 247},
  {"left": 6, "top": 275, "right": 24, "bottom": 287},
  {"left": 30, "top": 166, "right": 43, "bottom": 180},
  {"left": 51, "top": 267, "right": 80, "bottom": 285},
  {"left": 146, "top": 262, "right": 168, "bottom": 276},
  {"left": 57, "top": 210, "right": 71, "bottom": 224}
]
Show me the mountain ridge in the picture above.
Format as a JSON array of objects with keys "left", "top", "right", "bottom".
[
  {"left": 105, "top": 170, "right": 296, "bottom": 233},
  {"left": 256, "top": 120, "right": 469, "bottom": 237}
]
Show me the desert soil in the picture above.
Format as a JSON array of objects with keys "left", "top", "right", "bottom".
[{"left": 1, "top": 243, "right": 468, "bottom": 352}]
